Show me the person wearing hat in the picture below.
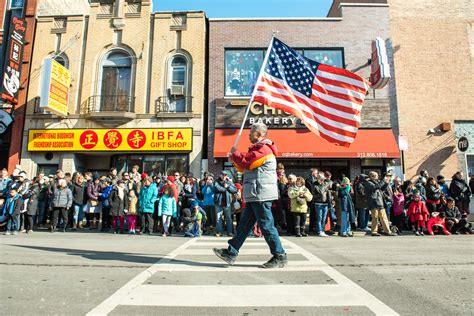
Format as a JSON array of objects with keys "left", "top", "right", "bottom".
[
  {"left": 440, "top": 197, "right": 472, "bottom": 234},
  {"left": 0, "top": 168, "right": 12, "bottom": 200},
  {"left": 449, "top": 171, "right": 471, "bottom": 215},
  {"left": 364, "top": 171, "right": 395, "bottom": 236},
  {"left": 213, "top": 170, "right": 237, "bottom": 237},
  {"left": 213, "top": 122, "right": 287, "bottom": 268},
  {"left": 182, "top": 200, "right": 206, "bottom": 238},
  {"left": 85, "top": 172, "right": 101, "bottom": 229},
  {"left": 437, "top": 175, "right": 450, "bottom": 198}
]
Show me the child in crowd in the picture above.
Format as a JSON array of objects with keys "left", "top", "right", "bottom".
[
  {"left": 127, "top": 190, "right": 138, "bottom": 234},
  {"left": 427, "top": 212, "right": 450, "bottom": 235},
  {"left": 288, "top": 176, "right": 313, "bottom": 237},
  {"left": 2, "top": 188, "right": 23, "bottom": 235},
  {"left": 407, "top": 191, "right": 429, "bottom": 236},
  {"left": 158, "top": 186, "right": 177, "bottom": 237},
  {"left": 183, "top": 201, "right": 206, "bottom": 238},
  {"left": 392, "top": 187, "right": 405, "bottom": 235},
  {"left": 338, "top": 177, "right": 354, "bottom": 237}
]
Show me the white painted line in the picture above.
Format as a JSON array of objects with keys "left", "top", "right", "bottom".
[
  {"left": 190, "top": 241, "right": 294, "bottom": 247},
  {"left": 86, "top": 238, "right": 198, "bottom": 316},
  {"left": 123, "top": 284, "right": 364, "bottom": 307},
  {"left": 150, "top": 264, "right": 326, "bottom": 272},
  {"left": 281, "top": 238, "right": 399, "bottom": 315},
  {"left": 182, "top": 248, "right": 301, "bottom": 255}
]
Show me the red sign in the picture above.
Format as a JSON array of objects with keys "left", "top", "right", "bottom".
[
  {"left": 370, "top": 37, "right": 390, "bottom": 89},
  {"left": 127, "top": 130, "right": 146, "bottom": 149},
  {"left": 79, "top": 130, "right": 98, "bottom": 149},
  {"left": 103, "top": 129, "right": 123, "bottom": 149}
]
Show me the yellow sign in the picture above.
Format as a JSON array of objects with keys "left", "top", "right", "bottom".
[
  {"left": 28, "top": 128, "right": 193, "bottom": 152},
  {"left": 39, "top": 58, "right": 71, "bottom": 117}
]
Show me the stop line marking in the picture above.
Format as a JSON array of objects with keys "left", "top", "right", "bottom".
[{"left": 87, "top": 236, "right": 398, "bottom": 315}]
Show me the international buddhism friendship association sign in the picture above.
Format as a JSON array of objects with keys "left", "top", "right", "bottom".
[{"left": 28, "top": 128, "right": 193, "bottom": 152}]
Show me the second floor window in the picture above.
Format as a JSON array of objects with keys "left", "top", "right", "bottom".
[{"left": 100, "top": 50, "right": 133, "bottom": 111}]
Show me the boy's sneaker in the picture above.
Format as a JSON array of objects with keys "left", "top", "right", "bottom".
[
  {"left": 215, "top": 233, "right": 222, "bottom": 237},
  {"left": 262, "top": 254, "right": 288, "bottom": 269},
  {"left": 13, "top": 231, "right": 19, "bottom": 235},
  {"left": 419, "top": 231, "right": 425, "bottom": 236},
  {"left": 27, "top": 230, "right": 33, "bottom": 234},
  {"left": 213, "top": 248, "right": 236, "bottom": 265},
  {"left": 318, "top": 232, "right": 328, "bottom": 237},
  {"left": 4, "top": 231, "right": 11, "bottom": 235}
]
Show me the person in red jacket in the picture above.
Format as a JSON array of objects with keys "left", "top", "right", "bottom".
[
  {"left": 427, "top": 212, "right": 451, "bottom": 235},
  {"left": 407, "top": 191, "right": 429, "bottom": 236}
]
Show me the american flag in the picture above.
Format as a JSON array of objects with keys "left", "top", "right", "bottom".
[{"left": 252, "top": 38, "right": 370, "bottom": 147}]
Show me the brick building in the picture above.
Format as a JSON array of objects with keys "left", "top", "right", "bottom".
[
  {"left": 21, "top": 0, "right": 207, "bottom": 178},
  {"left": 388, "top": 0, "right": 474, "bottom": 179},
  {"left": 0, "top": 0, "right": 38, "bottom": 172},
  {"left": 207, "top": 1, "right": 400, "bottom": 179}
]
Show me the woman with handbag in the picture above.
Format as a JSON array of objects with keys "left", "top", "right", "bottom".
[{"left": 85, "top": 172, "right": 101, "bottom": 229}]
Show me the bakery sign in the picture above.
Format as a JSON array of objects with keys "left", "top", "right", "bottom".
[
  {"left": 370, "top": 37, "right": 390, "bottom": 89},
  {"left": 246, "top": 102, "right": 306, "bottom": 128}
]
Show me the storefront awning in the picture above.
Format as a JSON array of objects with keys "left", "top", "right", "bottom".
[{"left": 214, "top": 129, "right": 400, "bottom": 159}]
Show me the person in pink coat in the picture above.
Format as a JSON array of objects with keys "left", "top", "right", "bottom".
[
  {"left": 427, "top": 212, "right": 451, "bottom": 235},
  {"left": 407, "top": 191, "right": 429, "bottom": 236},
  {"left": 392, "top": 187, "right": 405, "bottom": 234}
]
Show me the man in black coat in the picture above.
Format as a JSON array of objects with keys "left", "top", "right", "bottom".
[
  {"left": 363, "top": 171, "right": 395, "bottom": 236},
  {"left": 441, "top": 197, "right": 472, "bottom": 234},
  {"left": 305, "top": 168, "right": 319, "bottom": 233}
]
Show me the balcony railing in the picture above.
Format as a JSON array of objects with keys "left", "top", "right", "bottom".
[
  {"left": 87, "top": 95, "right": 135, "bottom": 113},
  {"left": 155, "top": 96, "right": 192, "bottom": 114}
]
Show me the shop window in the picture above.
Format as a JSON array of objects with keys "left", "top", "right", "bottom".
[
  {"left": 99, "top": 49, "right": 134, "bottom": 112},
  {"left": 225, "top": 50, "right": 264, "bottom": 97},
  {"left": 302, "top": 49, "right": 344, "bottom": 68},
  {"left": 361, "top": 158, "right": 384, "bottom": 167},
  {"left": 143, "top": 156, "right": 166, "bottom": 177},
  {"left": 166, "top": 155, "right": 188, "bottom": 176},
  {"left": 111, "top": 154, "right": 188, "bottom": 177},
  {"left": 37, "top": 164, "right": 59, "bottom": 177},
  {"left": 467, "top": 155, "right": 474, "bottom": 176}
]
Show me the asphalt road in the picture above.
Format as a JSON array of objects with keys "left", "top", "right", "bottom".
[{"left": 1, "top": 230, "right": 472, "bottom": 315}]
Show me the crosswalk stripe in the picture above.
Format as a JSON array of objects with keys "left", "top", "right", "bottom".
[{"left": 88, "top": 236, "right": 399, "bottom": 316}]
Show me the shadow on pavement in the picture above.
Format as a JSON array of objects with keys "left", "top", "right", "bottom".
[
  {"left": 8, "top": 244, "right": 163, "bottom": 264},
  {"left": 6, "top": 244, "right": 253, "bottom": 268}
]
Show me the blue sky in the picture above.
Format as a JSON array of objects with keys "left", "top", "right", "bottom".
[{"left": 152, "top": 0, "right": 333, "bottom": 18}]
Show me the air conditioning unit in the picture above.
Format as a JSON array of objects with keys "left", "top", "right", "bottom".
[{"left": 170, "top": 85, "right": 185, "bottom": 96}]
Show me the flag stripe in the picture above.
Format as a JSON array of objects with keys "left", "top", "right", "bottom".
[
  {"left": 254, "top": 89, "right": 358, "bottom": 137},
  {"left": 253, "top": 94, "right": 354, "bottom": 145},
  {"left": 316, "top": 69, "right": 368, "bottom": 91},
  {"left": 259, "top": 75, "right": 361, "bottom": 125},
  {"left": 315, "top": 75, "right": 368, "bottom": 94},
  {"left": 312, "top": 83, "right": 364, "bottom": 106},
  {"left": 312, "top": 78, "right": 365, "bottom": 103},
  {"left": 318, "top": 63, "right": 371, "bottom": 88}
]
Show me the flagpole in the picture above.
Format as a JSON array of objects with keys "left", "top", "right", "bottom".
[{"left": 232, "top": 36, "right": 276, "bottom": 150}]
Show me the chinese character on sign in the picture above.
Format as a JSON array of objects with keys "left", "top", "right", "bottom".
[
  {"left": 104, "top": 130, "right": 122, "bottom": 149},
  {"left": 79, "top": 130, "right": 98, "bottom": 149},
  {"left": 127, "top": 130, "right": 146, "bottom": 149}
]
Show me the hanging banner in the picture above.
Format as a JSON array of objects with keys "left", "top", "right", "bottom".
[
  {"left": 370, "top": 37, "right": 390, "bottom": 89},
  {"left": 1, "top": 11, "right": 27, "bottom": 104},
  {"left": 28, "top": 128, "right": 193, "bottom": 152},
  {"left": 39, "top": 58, "right": 71, "bottom": 117}
]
